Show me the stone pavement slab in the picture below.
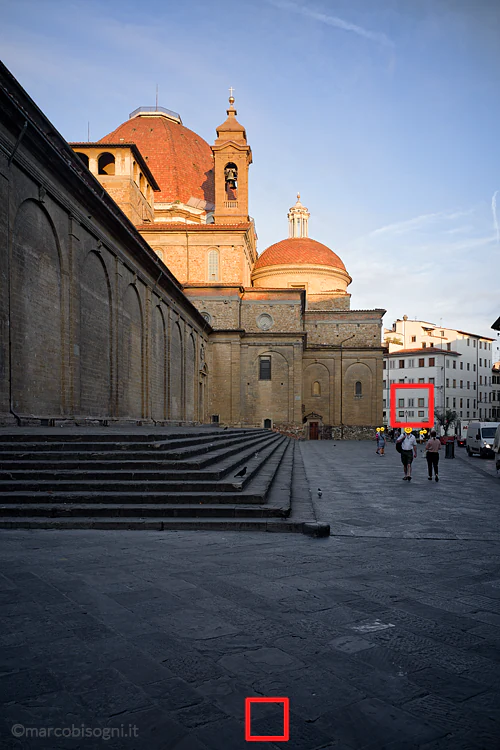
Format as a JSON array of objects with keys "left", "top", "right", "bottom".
[{"left": 0, "top": 440, "right": 499, "bottom": 749}]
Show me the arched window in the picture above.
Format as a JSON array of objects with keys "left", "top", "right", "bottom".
[
  {"left": 98, "top": 152, "right": 115, "bottom": 175},
  {"left": 76, "top": 152, "right": 89, "bottom": 168},
  {"left": 208, "top": 249, "right": 219, "bottom": 282},
  {"left": 139, "top": 173, "right": 145, "bottom": 193},
  {"left": 355, "top": 381, "right": 362, "bottom": 397},
  {"left": 224, "top": 162, "right": 238, "bottom": 199},
  {"left": 312, "top": 381, "right": 321, "bottom": 396}
]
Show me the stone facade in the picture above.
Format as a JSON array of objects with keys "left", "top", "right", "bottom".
[{"left": 0, "top": 63, "right": 208, "bottom": 426}]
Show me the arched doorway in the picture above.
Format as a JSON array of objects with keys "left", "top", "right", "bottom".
[{"left": 264, "top": 418, "right": 272, "bottom": 429}]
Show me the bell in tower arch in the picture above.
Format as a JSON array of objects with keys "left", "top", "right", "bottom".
[{"left": 224, "top": 164, "right": 238, "bottom": 194}]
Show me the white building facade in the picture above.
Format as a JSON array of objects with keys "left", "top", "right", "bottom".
[{"left": 383, "top": 317, "right": 495, "bottom": 427}]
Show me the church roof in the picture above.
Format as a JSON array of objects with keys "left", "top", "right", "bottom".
[
  {"left": 254, "top": 237, "right": 346, "bottom": 271},
  {"left": 98, "top": 111, "right": 214, "bottom": 205}
]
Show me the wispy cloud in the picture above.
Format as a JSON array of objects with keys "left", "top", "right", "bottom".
[
  {"left": 267, "top": 0, "right": 394, "bottom": 47},
  {"left": 492, "top": 190, "right": 499, "bottom": 244},
  {"left": 367, "top": 209, "right": 472, "bottom": 238}
]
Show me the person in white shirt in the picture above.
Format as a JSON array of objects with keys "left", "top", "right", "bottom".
[{"left": 396, "top": 428, "right": 418, "bottom": 481}]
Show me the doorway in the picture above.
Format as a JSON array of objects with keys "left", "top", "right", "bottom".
[
  {"left": 309, "top": 421, "right": 319, "bottom": 440},
  {"left": 264, "top": 418, "right": 272, "bottom": 429}
]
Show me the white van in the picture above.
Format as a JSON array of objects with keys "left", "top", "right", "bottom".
[
  {"left": 492, "top": 425, "right": 500, "bottom": 471},
  {"left": 466, "top": 421, "right": 500, "bottom": 459}
]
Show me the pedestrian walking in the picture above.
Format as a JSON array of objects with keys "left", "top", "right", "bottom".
[
  {"left": 376, "top": 429, "right": 386, "bottom": 455},
  {"left": 396, "top": 427, "right": 417, "bottom": 481},
  {"left": 425, "top": 430, "right": 441, "bottom": 481}
]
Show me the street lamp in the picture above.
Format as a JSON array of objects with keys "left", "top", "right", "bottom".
[{"left": 339, "top": 334, "right": 355, "bottom": 439}]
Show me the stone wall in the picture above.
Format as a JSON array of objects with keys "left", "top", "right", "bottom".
[{"left": 0, "top": 66, "right": 208, "bottom": 425}]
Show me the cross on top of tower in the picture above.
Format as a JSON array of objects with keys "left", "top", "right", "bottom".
[{"left": 228, "top": 86, "right": 235, "bottom": 105}]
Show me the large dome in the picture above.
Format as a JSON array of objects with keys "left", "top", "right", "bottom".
[
  {"left": 254, "top": 237, "right": 346, "bottom": 271},
  {"left": 99, "top": 109, "right": 214, "bottom": 205}
]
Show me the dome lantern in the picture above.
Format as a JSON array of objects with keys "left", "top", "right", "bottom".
[{"left": 288, "top": 193, "right": 310, "bottom": 238}]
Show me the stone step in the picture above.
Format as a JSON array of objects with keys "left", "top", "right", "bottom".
[
  {"left": 0, "top": 432, "right": 278, "bottom": 465},
  {"left": 0, "top": 430, "right": 267, "bottom": 455},
  {"left": 0, "top": 429, "right": 264, "bottom": 444},
  {"left": 0, "top": 435, "right": 287, "bottom": 494},
  {"left": 0, "top": 433, "right": 278, "bottom": 475},
  {"left": 0, "top": 438, "right": 290, "bottom": 505},
  {"left": 0, "top": 502, "right": 288, "bottom": 518},
  {"left": 0, "top": 516, "right": 305, "bottom": 532}
]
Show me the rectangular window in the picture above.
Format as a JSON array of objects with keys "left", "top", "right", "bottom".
[
  {"left": 453, "top": 380, "right": 456, "bottom": 388},
  {"left": 408, "top": 411, "right": 415, "bottom": 417},
  {"left": 418, "top": 377, "right": 425, "bottom": 383},
  {"left": 383, "top": 399, "right": 386, "bottom": 408},
  {"left": 399, "top": 360, "right": 405, "bottom": 369},
  {"left": 408, "top": 359, "right": 414, "bottom": 368},
  {"left": 389, "top": 361, "right": 395, "bottom": 369},
  {"left": 383, "top": 380, "right": 386, "bottom": 389},
  {"left": 467, "top": 399, "right": 470, "bottom": 408},
  {"left": 398, "top": 398, "right": 404, "bottom": 408},
  {"left": 419, "top": 358, "right": 425, "bottom": 367},
  {"left": 429, "top": 358, "right": 435, "bottom": 367},
  {"left": 460, "top": 362, "right": 463, "bottom": 370},
  {"left": 440, "top": 331, "right": 444, "bottom": 336},
  {"left": 480, "top": 341, "right": 482, "bottom": 349},
  {"left": 446, "top": 379, "right": 449, "bottom": 388},
  {"left": 473, "top": 382, "right": 476, "bottom": 390},
  {"left": 259, "top": 356, "right": 271, "bottom": 380},
  {"left": 480, "top": 375, "right": 483, "bottom": 385},
  {"left": 480, "top": 358, "right": 482, "bottom": 366},
  {"left": 418, "top": 410, "right": 424, "bottom": 417},
  {"left": 446, "top": 360, "right": 450, "bottom": 368},
  {"left": 418, "top": 398, "right": 425, "bottom": 407},
  {"left": 408, "top": 398, "right": 414, "bottom": 407},
  {"left": 460, "top": 380, "right": 463, "bottom": 388},
  {"left": 422, "top": 342, "right": 427, "bottom": 348},
  {"left": 447, "top": 343, "right": 451, "bottom": 351},
  {"left": 453, "top": 361, "right": 456, "bottom": 369},
  {"left": 398, "top": 379, "right": 405, "bottom": 383},
  {"left": 411, "top": 335, "right": 416, "bottom": 342},
  {"left": 430, "top": 343, "right": 434, "bottom": 348},
  {"left": 453, "top": 397, "right": 456, "bottom": 407},
  {"left": 460, "top": 398, "right": 463, "bottom": 408},
  {"left": 429, "top": 378, "right": 435, "bottom": 384},
  {"left": 473, "top": 364, "right": 476, "bottom": 372},
  {"left": 467, "top": 363, "right": 470, "bottom": 371},
  {"left": 467, "top": 381, "right": 470, "bottom": 389},
  {"left": 383, "top": 361, "right": 386, "bottom": 369},
  {"left": 398, "top": 411, "right": 404, "bottom": 417},
  {"left": 474, "top": 340, "right": 476, "bottom": 348},
  {"left": 446, "top": 397, "right": 449, "bottom": 407}
]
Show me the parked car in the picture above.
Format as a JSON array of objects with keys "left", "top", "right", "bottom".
[{"left": 466, "top": 421, "right": 500, "bottom": 459}]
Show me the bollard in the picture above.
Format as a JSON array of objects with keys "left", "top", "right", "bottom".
[{"left": 445, "top": 440, "right": 455, "bottom": 459}]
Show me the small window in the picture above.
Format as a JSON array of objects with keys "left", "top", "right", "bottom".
[
  {"left": 211, "top": 414, "right": 219, "bottom": 423},
  {"left": 419, "top": 359, "right": 425, "bottom": 367},
  {"left": 399, "top": 360, "right": 405, "bottom": 369},
  {"left": 452, "top": 361, "right": 456, "bottom": 369},
  {"left": 447, "top": 343, "right": 451, "bottom": 351},
  {"left": 208, "top": 249, "right": 219, "bottom": 282},
  {"left": 355, "top": 381, "right": 362, "bottom": 397},
  {"left": 418, "top": 398, "right": 425, "bottom": 407},
  {"left": 383, "top": 361, "right": 387, "bottom": 369},
  {"left": 398, "top": 411, "right": 404, "bottom": 417},
  {"left": 429, "top": 378, "right": 434, "bottom": 384},
  {"left": 453, "top": 380, "right": 456, "bottom": 388},
  {"left": 460, "top": 362, "right": 463, "bottom": 370},
  {"left": 398, "top": 398, "right": 404, "bottom": 408},
  {"left": 446, "top": 379, "right": 449, "bottom": 387},
  {"left": 312, "top": 381, "right": 321, "bottom": 396},
  {"left": 429, "top": 358, "right": 435, "bottom": 367},
  {"left": 259, "top": 356, "right": 271, "bottom": 380},
  {"left": 422, "top": 342, "right": 427, "bottom": 348},
  {"left": 418, "top": 410, "right": 424, "bottom": 417},
  {"left": 411, "top": 335, "right": 416, "bottom": 342},
  {"left": 98, "top": 152, "right": 115, "bottom": 175},
  {"left": 418, "top": 378, "right": 425, "bottom": 383},
  {"left": 408, "top": 398, "right": 414, "bottom": 407}
]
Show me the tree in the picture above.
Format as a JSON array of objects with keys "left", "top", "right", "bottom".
[{"left": 435, "top": 409, "right": 459, "bottom": 436}]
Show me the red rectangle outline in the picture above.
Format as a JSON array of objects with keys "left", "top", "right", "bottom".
[
  {"left": 245, "top": 697, "right": 289, "bottom": 741},
  {"left": 390, "top": 382, "right": 435, "bottom": 429}
]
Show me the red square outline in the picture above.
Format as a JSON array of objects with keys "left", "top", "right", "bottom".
[
  {"left": 245, "top": 697, "right": 289, "bottom": 742},
  {"left": 390, "top": 382, "right": 434, "bottom": 429}
]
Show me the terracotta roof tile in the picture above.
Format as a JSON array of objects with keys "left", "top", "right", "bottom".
[
  {"left": 254, "top": 237, "right": 346, "bottom": 271},
  {"left": 98, "top": 114, "right": 214, "bottom": 205}
]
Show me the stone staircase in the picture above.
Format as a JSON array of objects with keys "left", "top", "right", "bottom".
[{"left": 0, "top": 428, "right": 329, "bottom": 535}]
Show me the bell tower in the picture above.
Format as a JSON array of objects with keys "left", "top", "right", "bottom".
[{"left": 212, "top": 91, "right": 252, "bottom": 224}]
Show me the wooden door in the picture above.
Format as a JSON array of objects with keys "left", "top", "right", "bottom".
[{"left": 309, "top": 422, "right": 319, "bottom": 440}]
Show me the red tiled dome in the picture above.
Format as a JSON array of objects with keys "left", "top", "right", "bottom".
[
  {"left": 99, "top": 114, "right": 214, "bottom": 205},
  {"left": 254, "top": 238, "right": 346, "bottom": 271}
]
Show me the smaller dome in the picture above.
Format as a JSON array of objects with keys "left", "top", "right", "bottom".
[{"left": 254, "top": 237, "right": 346, "bottom": 271}]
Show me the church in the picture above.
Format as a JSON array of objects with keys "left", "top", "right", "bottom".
[{"left": 0, "top": 63, "right": 384, "bottom": 438}]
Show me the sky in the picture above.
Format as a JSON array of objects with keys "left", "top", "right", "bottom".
[{"left": 2, "top": 0, "right": 499, "bottom": 359}]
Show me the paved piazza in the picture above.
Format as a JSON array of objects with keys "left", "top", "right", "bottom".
[{"left": 1, "top": 441, "right": 499, "bottom": 750}]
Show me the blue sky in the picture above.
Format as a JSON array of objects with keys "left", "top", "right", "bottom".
[{"left": 2, "top": 0, "right": 499, "bottom": 357}]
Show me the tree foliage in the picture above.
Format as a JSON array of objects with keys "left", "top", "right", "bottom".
[{"left": 435, "top": 409, "right": 459, "bottom": 435}]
